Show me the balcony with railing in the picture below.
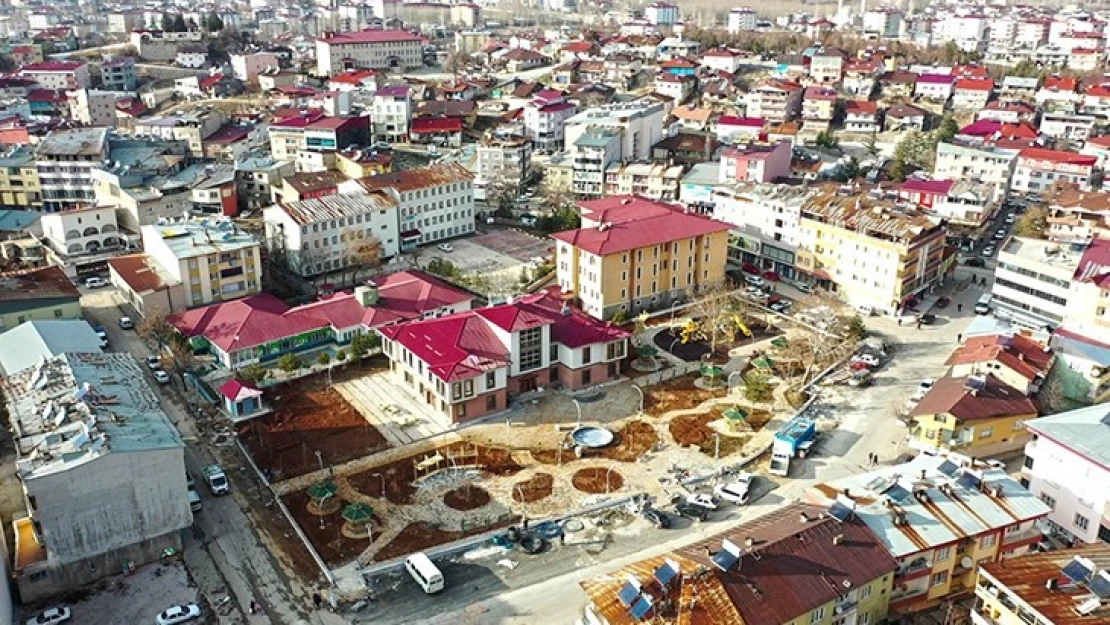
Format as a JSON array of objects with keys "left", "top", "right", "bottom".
[{"left": 895, "top": 556, "right": 933, "bottom": 579}]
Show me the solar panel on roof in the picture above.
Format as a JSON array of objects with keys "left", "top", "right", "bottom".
[
  {"left": 938, "top": 459, "right": 959, "bottom": 476},
  {"left": 1063, "top": 556, "right": 1096, "bottom": 584},
  {"left": 957, "top": 472, "right": 981, "bottom": 490},
  {"left": 629, "top": 595, "right": 653, "bottom": 620},
  {"left": 654, "top": 560, "right": 679, "bottom": 586},
  {"left": 1089, "top": 570, "right": 1110, "bottom": 598},
  {"left": 711, "top": 549, "right": 739, "bottom": 572},
  {"left": 886, "top": 484, "right": 910, "bottom": 502},
  {"left": 617, "top": 581, "right": 640, "bottom": 607},
  {"left": 829, "top": 501, "right": 853, "bottom": 522}
]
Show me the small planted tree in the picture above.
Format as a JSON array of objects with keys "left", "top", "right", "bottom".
[
  {"left": 277, "top": 354, "right": 303, "bottom": 374},
  {"left": 236, "top": 363, "right": 270, "bottom": 386},
  {"left": 316, "top": 352, "right": 332, "bottom": 366}
]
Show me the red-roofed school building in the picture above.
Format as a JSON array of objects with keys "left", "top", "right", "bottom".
[
  {"left": 378, "top": 288, "right": 630, "bottom": 422},
  {"left": 552, "top": 195, "right": 731, "bottom": 320}
]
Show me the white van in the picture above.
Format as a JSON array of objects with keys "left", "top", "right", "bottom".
[
  {"left": 975, "top": 294, "right": 992, "bottom": 315},
  {"left": 404, "top": 552, "right": 444, "bottom": 594}
]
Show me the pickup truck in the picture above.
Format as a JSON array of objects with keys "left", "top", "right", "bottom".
[{"left": 203, "top": 465, "right": 229, "bottom": 496}]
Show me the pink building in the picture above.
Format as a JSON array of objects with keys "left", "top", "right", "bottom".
[
  {"left": 718, "top": 141, "right": 792, "bottom": 184},
  {"left": 17, "top": 61, "right": 89, "bottom": 91},
  {"left": 378, "top": 289, "right": 630, "bottom": 423}
]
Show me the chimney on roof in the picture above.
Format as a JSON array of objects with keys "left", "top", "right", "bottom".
[
  {"left": 843, "top": 488, "right": 851, "bottom": 500},
  {"left": 920, "top": 469, "right": 927, "bottom": 480},
  {"left": 800, "top": 511, "right": 810, "bottom": 523},
  {"left": 832, "top": 534, "right": 844, "bottom": 546},
  {"left": 1046, "top": 578, "right": 1058, "bottom": 591},
  {"left": 744, "top": 536, "right": 754, "bottom": 548}
]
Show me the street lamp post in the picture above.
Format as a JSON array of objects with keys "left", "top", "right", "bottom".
[
  {"left": 314, "top": 450, "right": 324, "bottom": 474},
  {"left": 572, "top": 398, "right": 583, "bottom": 428},
  {"left": 728, "top": 371, "right": 743, "bottom": 394},
  {"left": 372, "top": 472, "right": 385, "bottom": 498},
  {"left": 605, "top": 465, "right": 617, "bottom": 494},
  {"left": 631, "top": 384, "right": 644, "bottom": 414}
]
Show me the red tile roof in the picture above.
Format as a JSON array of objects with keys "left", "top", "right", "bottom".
[
  {"left": 900, "top": 179, "right": 954, "bottom": 195},
  {"left": 171, "top": 270, "right": 472, "bottom": 352},
  {"left": 551, "top": 196, "right": 731, "bottom": 256},
  {"left": 1085, "top": 83, "right": 1110, "bottom": 98},
  {"left": 1018, "top": 147, "right": 1097, "bottom": 167},
  {"left": 1074, "top": 237, "right": 1110, "bottom": 285},
  {"left": 954, "top": 77, "right": 994, "bottom": 91},
  {"left": 107, "top": 254, "right": 174, "bottom": 294},
  {"left": 410, "top": 116, "right": 463, "bottom": 133},
  {"left": 944, "top": 334, "right": 1053, "bottom": 381},
  {"left": 909, "top": 374, "right": 1036, "bottom": 421},
  {"left": 377, "top": 289, "right": 628, "bottom": 382},
  {"left": 845, "top": 100, "right": 878, "bottom": 114},
  {"left": 271, "top": 110, "right": 327, "bottom": 128},
  {"left": 1042, "top": 75, "right": 1079, "bottom": 92},
  {"left": 717, "top": 115, "right": 763, "bottom": 127},
  {"left": 218, "top": 379, "right": 262, "bottom": 401},
  {"left": 19, "top": 61, "right": 85, "bottom": 72}
]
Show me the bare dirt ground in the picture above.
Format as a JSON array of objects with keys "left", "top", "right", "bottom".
[
  {"left": 669, "top": 405, "right": 773, "bottom": 457},
  {"left": 237, "top": 385, "right": 390, "bottom": 481},
  {"left": 571, "top": 467, "right": 624, "bottom": 494},
  {"left": 511, "top": 473, "right": 554, "bottom": 503},
  {"left": 46, "top": 561, "right": 206, "bottom": 625},
  {"left": 643, "top": 373, "right": 727, "bottom": 417},
  {"left": 443, "top": 486, "right": 492, "bottom": 511},
  {"left": 373, "top": 520, "right": 513, "bottom": 563},
  {"left": 532, "top": 419, "right": 659, "bottom": 465}
]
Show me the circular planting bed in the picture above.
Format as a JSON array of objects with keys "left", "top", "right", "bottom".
[
  {"left": 443, "top": 485, "right": 492, "bottom": 511},
  {"left": 512, "top": 473, "right": 554, "bottom": 503},
  {"left": 572, "top": 467, "right": 624, "bottom": 494},
  {"left": 307, "top": 497, "right": 342, "bottom": 516}
]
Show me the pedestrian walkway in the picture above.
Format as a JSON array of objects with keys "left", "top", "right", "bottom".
[{"left": 335, "top": 372, "right": 453, "bottom": 446}]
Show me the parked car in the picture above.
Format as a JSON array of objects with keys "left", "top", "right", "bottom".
[
  {"left": 156, "top": 604, "right": 201, "bottom": 625},
  {"left": 1005, "top": 213, "right": 1015, "bottom": 224},
  {"left": 83, "top": 276, "right": 108, "bottom": 289},
  {"left": 852, "top": 353, "right": 881, "bottom": 368},
  {"left": 26, "top": 607, "right": 70, "bottom": 625},
  {"left": 912, "top": 378, "right": 934, "bottom": 401},
  {"left": 965, "top": 257, "right": 986, "bottom": 267},
  {"left": 641, "top": 507, "right": 671, "bottom": 529},
  {"left": 917, "top": 312, "right": 937, "bottom": 325},
  {"left": 981, "top": 246, "right": 995, "bottom": 257},
  {"left": 684, "top": 492, "right": 720, "bottom": 510},
  {"left": 146, "top": 355, "right": 161, "bottom": 370},
  {"left": 674, "top": 501, "right": 709, "bottom": 522},
  {"left": 714, "top": 473, "right": 754, "bottom": 505},
  {"left": 118, "top": 316, "right": 133, "bottom": 330},
  {"left": 994, "top": 229, "right": 1006, "bottom": 240},
  {"left": 934, "top": 297, "right": 950, "bottom": 309},
  {"left": 794, "top": 282, "right": 813, "bottom": 294},
  {"left": 745, "top": 275, "right": 765, "bottom": 288},
  {"left": 769, "top": 300, "right": 792, "bottom": 314},
  {"left": 436, "top": 243, "right": 453, "bottom": 253},
  {"left": 153, "top": 370, "right": 171, "bottom": 384}
]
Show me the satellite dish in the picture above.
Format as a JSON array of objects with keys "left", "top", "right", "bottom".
[{"left": 960, "top": 556, "right": 974, "bottom": 569}]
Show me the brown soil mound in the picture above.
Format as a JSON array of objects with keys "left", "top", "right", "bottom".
[
  {"left": 643, "top": 373, "right": 725, "bottom": 417},
  {"left": 443, "top": 486, "right": 491, "bottom": 511},
  {"left": 511, "top": 473, "right": 554, "bottom": 503},
  {"left": 572, "top": 467, "right": 623, "bottom": 494},
  {"left": 374, "top": 520, "right": 511, "bottom": 562},
  {"left": 348, "top": 442, "right": 523, "bottom": 505},
  {"left": 669, "top": 412, "right": 749, "bottom": 458}
]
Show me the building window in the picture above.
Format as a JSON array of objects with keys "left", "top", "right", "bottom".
[
  {"left": 931, "top": 571, "right": 948, "bottom": 587},
  {"left": 486, "top": 371, "right": 496, "bottom": 388},
  {"left": 810, "top": 607, "right": 825, "bottom": 623},
  {"left": 486, "top": 395, "right": 497, "bottom": 410},
  {"left": 1039, "top": 493, "right": 1056, "bottom": 510},
  {"left": 518, "top": 327, "right": 543, "bottom": 371},
  {"left": 463, "top": 379, "right": 474, "bottom": 397},
  {"left": 861, "top": 583, "right": 872, "bottom": 599},
  {"left": 582, "top": 346, "right": 592, "bottom": 364},
  {"left": 1023, "top": 456, "right": 1034, "bottom": 470},
  {"left": 979, "top": 426, "right": 994, "bottom": 439},
  {"left": 979, "top": 533, "right": 997, "bottom": 549},
  {"left": 1075, "top": 513, "right": 1090, "bottom": 531},
  {"left": 936, "top": 546, "right": 951, "bottom": 561}
]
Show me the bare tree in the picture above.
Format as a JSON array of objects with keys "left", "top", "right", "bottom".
[
  {"left": 684, "top": 282, "right": 754, "bottom": 352},
  {"left": 485, "top": 174, "right": 522, "bottom": 220},
  {"left": 343, "top": 234, "right": 384, "bottom": 286}
]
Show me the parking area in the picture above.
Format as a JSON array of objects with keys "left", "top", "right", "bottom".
[
  {"left": 436, "top": 228, "right": 552, "bottom": 282},
  {"left": 36, "top": 561, "right": 205, "bottom": 625}
]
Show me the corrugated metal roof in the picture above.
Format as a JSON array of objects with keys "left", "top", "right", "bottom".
[
  {"left": 356, "top": 162, "right": 473, "bottom": 194},
  {"left": 276, "top": 189, "right": 399, "bottom": 226},
  {"left": 1024, "top": 404, "right": 1110, "bottom": 471},
  {"left": 979, "top": 544, "right": 1110, "bottom": 623}
]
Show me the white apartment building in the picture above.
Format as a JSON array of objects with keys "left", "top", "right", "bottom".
[
  {"left": 18, "top": 61, "right": 91, "bottom": 91},
  {"left": 603, "top": 162, "right": 683, "bottom": 201},
  {"left": 745, "top": 79, "right": 803, "bottom": 123},
  {"left": 315, "top": 29, "right": 425, "bottom": 76},
  {"left": 934, "top": 180, "right": 997, "bottom": 228},
  {"left": 711, "top": 182, "right": 811, "bottom": 280},
  {"left": 563, "top": 100, "right": 666, "bottom": 164},
  {"left": 991, "top": 237, "right": 1078, "bottom": 328},
  {"left": 67, "top": 89, "right": 117, "bottom": 128},
  {"left": 523, "top": 92, "right": 576, "bottom": 154},
  {"left": 339, "top": 161, "right": 476, "bottom": 249},
  {"left": 571, "top": 129, "right": 622, "bottom": 198},
  {"left": 644, "top": 2, "right": 679, "bottom": 26},
  {"left": 727, "top": 7, "right": 757, "bottom": 34},
  {"left": 476, "top": 136, "right": 532, "bottom": 197},
  {"left": 1011, "top": 148, "right": 1097, "bottom": 195},
  {"left": 1022, "top": 405, "right": 1110, "bottom": 545},
  {"left": 862, "top": 8, "right": 902, "bottom": 39},
  {"left": 264, "top": 190, "right": 401, "bottom": 279},
  {"left": 370, "top": 85, "right": 411, "bottom": 143},
  {"left": 40, "top": 205, "right": 122, "bottom": 259},
  {"left": 935, "top": 13, "right": 989, "bottom": 53},
  {"left": 142, "top": 219, "right": 262, "bottom": 307},
  {"left": 34, "top": 127, "right": 110, "bottom": 213},
  {"left": 934, "top": 142, "right": 1018, "bottom": 201},
  {"left": 1039, "top": 113, "right": 1096, "bottom": 149}
]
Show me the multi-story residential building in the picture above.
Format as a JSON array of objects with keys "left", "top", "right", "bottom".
[
  {"left": 1082, "top": 83, "right": 1110, "bottom": 119},
  {"left": 67, "top": 89, "right": 117, "bottom": 128},
  {"left": 268, "top": 112, "right": 370, "bottom": 162},
  {"left": 264, "top": 190, "right": 400, "bottom": 280},
  {"left": 107, "top": 10, "right": 145, "bottom": 33},
  {"left": 18, "top": 61, "right": 89, "bottom": 91},
  {"left": 809, "top": 48, "right": 846, "bottom": 84},
  {"left": 379, "top": 289, "right": 629, "bottom": 423},
  {"left": 1045, "top": 186, "right": 1110, "bottom": 244},
  {"left": 570, "top": 128, "right": 622, "bottom": 198},
  {"left": 1039, "top": 113, "right": 1097, "bottom": 149},
  {"left": 563, "top": 100, "right": 666, "bottom": 164},
  {"left": 134, "top": 109, "right": 229, "bottom": 158},
  {"left": 1011, "top": 147, "right": 1097, "bottom": 195},
  {"left": 934, "top": 180, "right": 998, "bottom": 228},
  {"left": 553, "top": 195, "right": 730, "bottom": 320},
  {"left": 370, "top": 85, "right": 411, "bottom": 143},
  {"left": 230, "top": 52, "right": 281, "bottom": 85},
  {"left": 579, "top": 502, "right": 897, "bottom": 625},
  {"left": 100, "top": 56, "right": 136, "bottom": 92},
  {"left": 727, "top": 6, "right": 757, "bottom": 33},
  {"left": 4, "top": 352, "right": 191, "bottom": 602},
  {"left": 172, "top": 270, "right": 473, "bottom": 369},
  {"left": 915, "top": 74, "right": 956, "bottom": 102},
  {"left": 973, "top": 544, "right": 1110, "bottom": 625},
  {"left": 236, "top": 155, "right": 295, "bottom": 212},
  {"left": 130, "top": 30, "right": 204, "bottom": 63},
  {"left": 476, "top": 135, "right": 532, "bottom": 199},
  {"left": 0, "top": 266, "right": 80, "bottom": 331},
  {"left": 843, "top": 58, "right": 884, "bottom": 99},
  {"left": 863, "top": 7, "right": 902, "bottom": 38},
  {"left": 952, "top": 78, "right": 994, "bottom": 110},
  {"left": 40, "top": 205, "right": 123, "bottom": 274},
  {"left": 934, "top": 142, "right": 1019, "bottom": 201},
  {"left": 0, "top": 145, "right": 41, "bottom": 209},
  {"left": 335, "top": 148, "right": 392, "bottom": 179},
  {"left": 34, "top": 127, "right": 109, "bottom": 212},
  {"left": 844, "top": 100, "right": 880, "bottom": 133},
  {"left": 523, "top": 90, "right": 576, "bottom": 154},
  {"left": 1037, "top": 75, "right": 1081, "bottom": 114},
  {"left": 802, "top": 86, "right": 839, "bottom": 126},
  {"left": 936, "top": 13, "right": 989, "bottom": 53},
  {"left": 745, "top": 78, "right": 803, "bottom": 122},
  {"left": 991, "top": 237, "right": 1081, "bottom": 329},
  {"left": 711, "top": 182, "right": 812, "bottom": 281},
  {"left": 603, "top": 162, "right": 683, "bottom": 201},
  {"left": 341, "top": 161, "right": 475, "bottom": 250},
  {"left": 806, "top": 454, "right": 1051, "bottom": 617},
  {"left": 141, "top": 219, "right": 261, "bottom": 308},
  {"left": 717, "top": 141, "right": 791, "bottom": 185},
  {"left": 796, "top": 191, "right": 950, "bottom": 315},
  {"left": 1022, "top": 405, "right": 1110, "bottom": 545},
  {"left": 315, "top": 29, "right": 425, "bottom": 76},
  {"left": 644, "top": 1, "right": 678, "bottom": 25},
  {"left": 908, "top": 374, "right": 1036, "bottom": 457},
  {"left": 946, "top": 332, "right": 1054, "bottom": 395}
]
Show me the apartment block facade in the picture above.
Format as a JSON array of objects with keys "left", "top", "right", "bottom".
[{"left": 141, "top": 220, "right": 262, "bottom": 308}]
